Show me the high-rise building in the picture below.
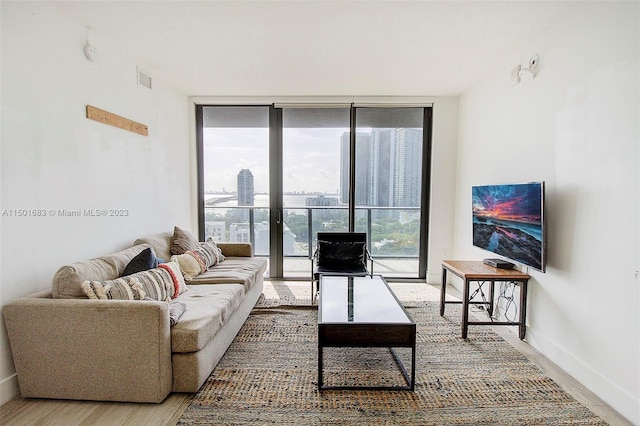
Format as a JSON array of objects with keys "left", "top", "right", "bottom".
[
  {"left": 204, "top": 221, "right": 226, "bottom": 242},
  {"left": 340, "top": 131, "right": 373, "bottom": 206},
  {"left": 394, "top": 128, "right": 422, "bottom": 207},
  {"left": 340, "top": 132, "right": 350, "bottom": 205},
  {"left": 372, "top": 129, "right": 394, "bottom": 207},
  {"left": 237, "top": 169, "right": 254, "bottom": 206},
  {"left": 340, "top": 128, "right": 422, "bottom": 208}
]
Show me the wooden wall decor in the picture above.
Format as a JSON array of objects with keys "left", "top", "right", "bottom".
[{"left": 86, "top": 105, "right": 148, "bottom": 136}]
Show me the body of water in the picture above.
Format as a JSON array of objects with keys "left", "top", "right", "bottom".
[
  {"left": 473, "top": 216, "right": 542, "bottom": 241},
  {"left": 205, "top": 193, "right": 342, "bottom": 208}
]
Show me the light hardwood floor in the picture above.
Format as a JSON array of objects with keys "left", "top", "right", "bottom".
[
  {"left": 0, "top": 281, "right": 632, "bottom": 425},
  {"left": 0, "top": 393, "right": 191, "bottom": 426}
]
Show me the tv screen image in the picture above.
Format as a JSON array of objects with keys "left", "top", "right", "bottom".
[{"left": 472, "top": 182, "right": 545, "bottom": 272}]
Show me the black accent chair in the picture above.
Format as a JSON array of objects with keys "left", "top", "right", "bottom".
[{"left": 310, "top": 232, "right": 373, "bottom": 302}]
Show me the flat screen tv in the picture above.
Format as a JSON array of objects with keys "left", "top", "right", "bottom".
[{"left": 472, "top": 182, "right": 546, "bottom": 272}]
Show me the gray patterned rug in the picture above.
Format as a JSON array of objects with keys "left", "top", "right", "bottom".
[{"left": 178, "top": 300, "right": 605, "bottom": 425}]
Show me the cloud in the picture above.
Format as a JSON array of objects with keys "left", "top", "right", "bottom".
[{"left": 205, "top": 127, "right": 345, "bottom": 193}]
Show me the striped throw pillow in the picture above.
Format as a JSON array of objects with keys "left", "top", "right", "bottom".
[
  {"left": 158, "top": 261, "right": 188, "bottom": 297},
  {"left": 81, "top": 267, "right": 174, "bottom": 301}
]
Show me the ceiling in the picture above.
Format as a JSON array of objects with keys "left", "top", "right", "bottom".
[{"left": 51, "top": 1, "right": 579, "bottom": 97}]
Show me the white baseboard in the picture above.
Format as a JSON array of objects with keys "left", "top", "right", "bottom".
[
  {"left": 426, "top": 271, "right": 442, "bottom": 286},
  {"left": 442, "top": 281, "right": 637, "bottom": 424},
  {"left": 0, "top": 373, "right": 20, "bottom": 406},
  {"left": 526, "top": 330, "right": 639, "bottom": 425},
  {"left": 442, "top": 278, "right": 637, "bottom": 424}
]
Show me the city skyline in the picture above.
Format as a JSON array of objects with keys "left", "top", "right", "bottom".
[
  {"left": 203, "top": 127, "right": 344, "bottom": 194},
  {"left": 204, "top": 126, "right": 423, "bottom": 208}
]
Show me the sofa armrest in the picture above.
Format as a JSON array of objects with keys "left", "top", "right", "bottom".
[
  {"left": 2, "top": 292, "right": 172, "bottom": 403},
  {"left": 218, "top": 242, "right": 253, "bottom": 257}
]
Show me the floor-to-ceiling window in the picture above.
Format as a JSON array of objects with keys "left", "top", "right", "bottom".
[
  {"left": 197, "top": 103, "right": 432, "bottom": 280},
  {"left": 353, "top": 107, "right": 428, "bottom": 278},
  {"left": 197, "top": 106, "right": 272, "bottom": 273},
  {"left": 282, "top": 108, "right": 351, "bottom": 277}
]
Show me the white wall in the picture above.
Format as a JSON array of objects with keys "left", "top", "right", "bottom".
[
  {"left": 2, "top": 1, "right": 636, "bottom": 422},
  {"left": 453, "top": 3, "right": 639, "bottom": 423},
  {"left": 427, "top": 97, "right": 459, "bottom": 281},
  {"left": 0, "top": 2, "right": 191, "bottom": 404}
]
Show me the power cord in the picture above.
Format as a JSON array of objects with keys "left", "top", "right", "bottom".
[
  {"left": 493, "top": 281, "right": 518, "bottom": 322},
  {"left": 468, "top": 281, "right": 518, "bottom": 322},
  {"left": 469, "top": 281, "right": 490, "bottom": 314}
]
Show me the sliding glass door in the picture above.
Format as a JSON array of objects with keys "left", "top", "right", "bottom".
[
  {"left": 197, "top": 104, "right": 432, "bottom": 280},
  {"left": 197, "top": 106, "right": 272, "bottom": 273},
  {"left": 353, "top": 108, "right": 427, "bottom": 278},
  {"left": 281, "top": 108, "right": 351, "bottom": 277}
]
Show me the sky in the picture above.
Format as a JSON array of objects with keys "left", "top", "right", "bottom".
[
  {"left": 204, "top": 127, "right": 346, "bottom": 194},
  {"left": 472, "top": 183, "right": 543, "bottom": 223}
]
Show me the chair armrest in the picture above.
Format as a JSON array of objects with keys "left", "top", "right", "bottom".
[
  {"left": 310, "top": 248, "right": 321, "bottom": 269},
  {"left": 2, "top": 293, "right": 172, "bottom": 403},
  {"left": 365, "top": 248, "right": 374, "bottom": 276},
  {"left": 218, "top": 242, "right": 253, "bottom": 257}
]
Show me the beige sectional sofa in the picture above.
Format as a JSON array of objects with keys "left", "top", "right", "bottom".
[{"left": 3, "top": 229, "right": 267, "bottom": 403}]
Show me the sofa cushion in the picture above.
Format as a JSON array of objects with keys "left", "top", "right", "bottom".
[
  {"left": 188, "top": 257, "right": 267, "bottom": 292},
  {"left": 133, "top": 232, "right": 173, "bottom": 262},
  {"left": 171, "top": 284, "right": 245, "bottom": 353},
  {"left": 52, "top": 244, "right": 152, "bottom": 299},
  {"left": 121, "top": 248, "right": 161, "bottom": 277},
  {"left": 171, "top": 226, "right": 200, "bottom": 255}
]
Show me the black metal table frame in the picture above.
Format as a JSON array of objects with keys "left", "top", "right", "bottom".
[{"left": 317, "top": 275, "right": 416, "bottom": 391}]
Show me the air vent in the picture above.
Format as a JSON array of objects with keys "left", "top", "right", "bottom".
[{"left": 137, "top": 67, "right": 152, "bottom": 89}]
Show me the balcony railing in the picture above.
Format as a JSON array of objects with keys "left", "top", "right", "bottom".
[{"left": 204, "top": 205, "right": 421, "bottom": 278}]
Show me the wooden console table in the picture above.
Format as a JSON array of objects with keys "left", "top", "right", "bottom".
[{"left": 440, "top": 260, "right": 530, "bottom": 340}]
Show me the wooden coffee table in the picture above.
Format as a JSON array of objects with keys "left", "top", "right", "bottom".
[{"left": 317, "top": 275, "right": 416, "bottom": 390}]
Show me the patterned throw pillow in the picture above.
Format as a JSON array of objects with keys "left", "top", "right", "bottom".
[
  {"left": 81, "top": 268, "right": 174, "bottom": 301},
  {"left": 158, "top": 261, "right": 188, "bottom": 297},
  {"left": 191, "top": 242, "right": 222, "bottom": 269},
  {"left": 81, "top": 278, "right": 145, "bottom": 300},
  {"left": 185, "top": 250, "right": 207, "bottom": 273},
  {"left": 170, "top": 226, "right": 200, "bottom": 255},
  {"left": 203, "top": 240, "right": 225, "bottom": 264},
  {"left": 170, "top": 252, "right": 203, "bottom": 281}
]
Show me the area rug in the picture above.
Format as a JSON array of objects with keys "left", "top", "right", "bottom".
[{"left": 177, "top": 301, "right": 606, "bottom": 425}]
